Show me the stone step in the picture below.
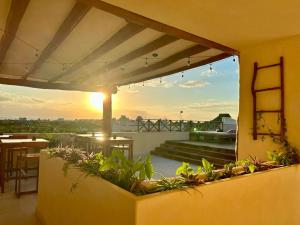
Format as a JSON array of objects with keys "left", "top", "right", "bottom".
[
  {"left": 151, "top": 140, "right": 236, "bottom": 167},
  {"left": 151, "top": 150, "right": 227, "bottom": 168},
  {"left": 152, "top": 148, "right": 233, "bottom": 166},
  {"left": 165, "top": 140, "right": 235, "bottom": 154},
  {"left": 159, "top": 143, "right": 235, "bottom": 160}
]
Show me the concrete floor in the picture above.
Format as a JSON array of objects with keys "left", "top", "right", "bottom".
[
  {"left": 0, "top": 179, "right": 39, "bottom": 225},
  {"left": 0, "top": 156, "right": 192, "bottom": 224}
]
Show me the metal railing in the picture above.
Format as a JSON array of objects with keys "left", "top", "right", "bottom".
[{"left": 136, "top": 119, "right": 223, "bottom": 132}]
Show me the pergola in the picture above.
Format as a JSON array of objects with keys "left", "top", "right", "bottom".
[{"left": 0, "top": 0, "right": 238, "bottom": 136}]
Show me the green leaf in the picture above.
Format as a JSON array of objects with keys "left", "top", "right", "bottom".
[
  {"left": 145, "top": 155, "right": 154, "bottom": 179},
  {"left": 248, "top": 164, "right": 256, "bottom": 173}
]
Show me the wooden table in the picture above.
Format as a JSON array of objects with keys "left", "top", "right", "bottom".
[
  {"left": 0, "top": 135, "right": 13, "bottom": 139},
  {"left": 95, "top": 137, "right": 134, "bottom": 160},
  {"left": 75, "top": 134, "right": 134, "bottom": 159},
  {"left": 0, "top": 138, "right": 49, "bottom": 193}
]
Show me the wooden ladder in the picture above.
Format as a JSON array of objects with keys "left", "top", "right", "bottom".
[{"left": 251, "top": 56, "right": 285, "bottom": 140}]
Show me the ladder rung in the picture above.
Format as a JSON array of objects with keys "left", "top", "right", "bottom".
[
  {"left": 257, "top": 133, "right": 281, "bottom": 136},
  {"left": 257, "top": 63, "right": 280, "bottom": 69},
  {"left": 255, "top": 87, "right": 281, "bottom": 92},
  {"left": 256, "top": 110, "right": 281, "bottom": 113}
]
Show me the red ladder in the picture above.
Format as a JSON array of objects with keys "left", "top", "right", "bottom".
[{"left": 251, "top": 56, "right": 285, "bottom": 140}]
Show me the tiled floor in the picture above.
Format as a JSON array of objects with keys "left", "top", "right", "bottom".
[
  {"left": 0, "top": 155, "right": 193, "bottom": 224},
  {"left": 0, "top": 179, "right": 40, "bottom": 225}
]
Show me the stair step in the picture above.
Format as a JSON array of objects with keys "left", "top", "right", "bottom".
[
  {"left": 165, "top": 141, "right": 235, "bottom": 154},
  {"left": 155, "top": 146, "right": 235, "bottom": 161},
  {"left": 159, "top": 144, "right": 235, "bottom": 159},
  {"left": 152, "top": 148, "right": 233, "bottom": 165},
  {"left": 151, "top": 151, "right": 227, "bottom": 167}
]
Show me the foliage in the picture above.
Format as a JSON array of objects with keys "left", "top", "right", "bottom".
[
  {"left": 153, "top": 177, "right": 187, "bottom": 192},
  {"left": 198, "top": 158, "right": 220, "bottom": 181},
  {"left": 235, "top": 159, "right": 256, "bottom": 173},
  {"left": 47, "top": 147, "right": 153, "bottom": 194},
  {"left": 223, "top": 162, "right": 236, "bottom": 177},
  {"left": 176, "top": 162, "right": 194, "bottom": 177},
  {"left": 99, "top": 150, "right": 154, "bottom": 192}
]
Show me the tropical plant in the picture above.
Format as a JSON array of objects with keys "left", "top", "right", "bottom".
[
  {"left": 235, "top": 159, "right": 256, "bottom": 173},
  {"left": 223, "top": 162, "right": 236, "bottom": 177},
  {"left": 198, "top": 158, "right": 220, "bottom": 181},
  {"left": 153, "top": 177, "right": 187, "bottom": 192},
  {"left": 98, "top": 150, "right": 154, "bottom": 192},
  {"left": 176, "top": 162, "right": 194, "bottom": 177}
]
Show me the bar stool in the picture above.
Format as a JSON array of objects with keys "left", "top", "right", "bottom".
[
  {"left": 7, "top": 147, "right": 28, "bottom": 178},
  {"left": 15, "top": 153, "right": 40, "bottom": 198}
]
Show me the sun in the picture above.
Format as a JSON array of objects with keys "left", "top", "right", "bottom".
[{"left": 89, "top": 92, "right": 105, "bottom": 111}]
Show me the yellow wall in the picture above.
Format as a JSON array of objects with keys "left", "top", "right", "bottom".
[
  {"left": 38, "top": 151, "right": 300, "bottom": 225},
  {"left": 36, "top": 151, "right": 137, "bottom": 225},
  {"left": 238, "top": 35, "right": 300, "bottom": 160},
  {"left": 136, "top": 166, "right": 300, "bottom": 225}
]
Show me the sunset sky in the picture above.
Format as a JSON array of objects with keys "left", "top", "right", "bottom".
[{"left": 0, "top": 57, "right": 239, "bottom": 121}]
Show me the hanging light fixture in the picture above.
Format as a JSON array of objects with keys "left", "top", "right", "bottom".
[
  {"left": 25, "top": 64, "right": 29, "bottom": 73},
  {"left": 142, "top": 81, "right": 144, "bottom": 86},
  {"left": 181, "top": 72, "right": 184, "bottom": 78},
  {"left": 209, "top": 64, "right": 213, "bottom": 72},
  {"left": 160, "top": 78, "right": 162, "bottom": 83},
  {"left": 233, "top": 56, "right": 236, "bottom": 62},
  {"left": 187, "top": 57, "right": 191, "bottom": 67},
  {"left": 128, "top": 84, "right": 131, "bottom": 89},
  {"left": 144, "top": 57, "right": 149, "bottom": 67},
  {"left": 34, "top": 49, "right": 39, "bottom": 57}
]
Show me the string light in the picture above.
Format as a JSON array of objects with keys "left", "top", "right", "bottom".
[
  {"left": 128, "top": 84, "right": 131, "bottom": 89},
  {"left": 187, "top": 57, "right": 191, "bottom": 67},
  {"left": 209, "top": 64, "right": 213, "bottom": 72},
  {"left": 160, "top": 78, "right": 162, "bottom": 83},
  {"left": 181, "top": 72, "right": 184, "bottom": 78},
  {"left": 233, "top": 56, "right": 236, "bottom": 62},
  {"left": 35, "top": 49, "right": 39, "bottom": 57},
  {"left": 144, "top": 57, "right": 149, "bottom": 67},
  {"left": 142, "top": 81, "right": 144, "bottom": 86},
  {"left": 25, "top": 65, "right": 29, "bottom": 73}
]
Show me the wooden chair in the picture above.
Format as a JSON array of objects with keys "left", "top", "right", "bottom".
[
  {"left": 6, "top": 147, "right": 28, "bottom": 178},
  {"left": 15, "top": 153, "right": 40, "bottom": 198},
  {"left": 6, "top": 134, "right": 29, "bottom": 178}
]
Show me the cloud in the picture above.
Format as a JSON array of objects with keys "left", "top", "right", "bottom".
[
  {"left": 144, "top": 79, "right": 175, "bottom": 88},
  {"left": 178, "top": 80, "right": 209, "bottom": 89},
  {"left": 187, "top": 100, "right": 238, "bottom": 111},
  {"left": 0, "top": 91, "right": 46, "bottom": 105}
]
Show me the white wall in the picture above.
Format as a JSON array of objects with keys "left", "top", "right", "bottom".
[{"left": 113, "top": 131, "right": 189, "bottom": 157}]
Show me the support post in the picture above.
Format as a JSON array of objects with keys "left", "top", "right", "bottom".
[{"left": 102, "top": 90, "right": 112, "bottom": 138}]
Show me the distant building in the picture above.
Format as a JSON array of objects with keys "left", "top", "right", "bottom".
[
  {"left": 57, "top": 118, "right": 64, "bottom": 121},
  {"left": 18, "top": 117, "right": 27, "bottom": 121}
]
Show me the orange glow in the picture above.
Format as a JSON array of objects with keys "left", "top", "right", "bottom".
[{"left": 88, "top": 92, "right": 105, "bottom": 111}]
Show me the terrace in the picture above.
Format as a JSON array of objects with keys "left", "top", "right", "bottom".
[{"left": 1, "top": 0, "right": 300, "bottom": 225}]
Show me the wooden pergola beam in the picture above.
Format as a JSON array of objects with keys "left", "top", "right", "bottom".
[
  {"left": 119, "top": 53, "right": 232, "bottom": 86},
  {"left": 110, "top": 44, "right": 209, "bottom": 83},
  {"left": 0, "top": 0, "right": 30, "bottom": 63},
  {"left": 22, "top": 1, "right": 91, "bottom": 79},
  {"left": 0, "top": 77, "right": 108, "bottom": 92},
  {"left": 72, "top": 34, "right": 178, "bottom": 83},
  {"left": 78, "top": 0, "right": 238, "bottom": 55},
  {"left": 49, "top": 23, "right": 145, "bottom": 83}
]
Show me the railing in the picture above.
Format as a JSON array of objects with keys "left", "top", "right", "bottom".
[{"left": 136, "top": 119, "right": 223, "bottom": 132}]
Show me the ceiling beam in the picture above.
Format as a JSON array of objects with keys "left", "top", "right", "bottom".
[
  {"left": 73, "top": 34, "right": 178, "bottom": 83},
  {"left": 0, "top": 0, "right": 30, "bottom": 63},
  {"left": 49, "top": 23, "right": 145, "bottom": 83},
  {"left": 0, "top": 76, "right": 110, "bottom": 92},
  {"left": 109, "top": 44, "right": 209, "bottom": 83},
  {"left": 22, "top": 1, "right": 91, "bottom": 79},
  {"left": 78, "top": 0, "right": 238, "bottom": 55},
  {"left": 119, "top": 53, "right": 232, "bottom": 86}
]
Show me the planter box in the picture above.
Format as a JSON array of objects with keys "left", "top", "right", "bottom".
[{"left": 37, "top": 151, "right": 300, "bottom": 225}]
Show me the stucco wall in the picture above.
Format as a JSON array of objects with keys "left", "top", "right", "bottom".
[
  {"left": 38, "top": 152, "right": 300, "bottom": 225},
  {"left": 238, "top": 35, "right": 300, "bottom": 160},
  {"left": 114, "top": 131, "right": 189, "bottom": 157},
  {"left": 36, "top": 152, "right": 137, "bottom": 225}
]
